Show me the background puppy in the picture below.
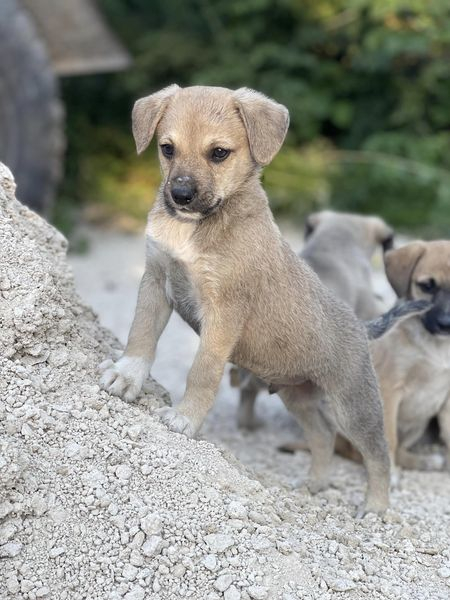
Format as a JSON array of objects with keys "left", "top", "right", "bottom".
[
  {"left": 234, "top": 209, "right": 394, "bottom": 430},
  {"left": 99, "top": 84, "right": 391, "bottom": 515},
  {"left": 286, "top": 241, "right": 450, "bottom": 471},
  {"left": 372, "top": 241, "right": 450, "bottom": 471}
]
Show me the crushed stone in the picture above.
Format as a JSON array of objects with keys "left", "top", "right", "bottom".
[{"left": 1, "top": 162, "right": 450, "bottom": 599}]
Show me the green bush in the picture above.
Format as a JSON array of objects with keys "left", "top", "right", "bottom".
[{"left": 58, "top": 0, "right": 450, "bottom": 236}]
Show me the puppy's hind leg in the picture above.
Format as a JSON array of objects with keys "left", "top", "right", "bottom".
[
  {"left": 329, "top": 367, "right": 390, "bottom": 516},
  {"left": 396, "top": 446, "right": 445, "bottom": 471},
  {"left": 236, "top": 371, "right": 265, "bottom": 430},
  {"left": 238, "top": 386, "right": 260, "bottom": 430},
  {"left": 279, "top": 384, "right": 336, "bottom": 494}
]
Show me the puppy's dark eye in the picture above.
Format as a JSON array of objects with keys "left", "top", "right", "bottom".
[
  {"left": 417, "top": 279, "right": 437, "bottom": 294},
  {"left": 160, "top": 144, "right": 174, "bottom": 158},
  {"left": 211, "top": 147, "right": 230, "bottom": 162}
]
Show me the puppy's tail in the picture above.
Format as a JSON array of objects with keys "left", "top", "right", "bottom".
[{"left": 365, "top": 299, "right": 431, "bottom": 340}]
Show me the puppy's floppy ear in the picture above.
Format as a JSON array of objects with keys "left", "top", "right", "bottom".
[
  {"left": 132, "top": 84, "right": 180, "bottom": 154},
  {"left": 384, "top": 241, "right": 426, "bottom": 298},
  {"left": 304, "top": 212, "right": 322, "bottom": 240},
  {"left": 374, "top": 219, "right": 395, "bottom": 252},
  {"left": 233, "top": 88, "right": 289, "bottom": 166}
]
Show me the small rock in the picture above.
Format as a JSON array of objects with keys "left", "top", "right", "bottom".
[
  {"left": 438, "top": 566, "right": 450, "bottom": 578},
  {"left": 127, "top": 424, "right": 142, "bottom": 440},
  {"left": 124, "top": 585, "right": 145, "bottom": 600},
  {"left": 115, "top": 464, "right": 132, "bottom": 480},
  {"left": 21, "top": 580, "right": 34, "bottom": 593},
  {"left": 0, "top": 541, "right": 23, "bottom": 558},
  {"left": 172, "top": 563, "right": 186, "bottom": 578},
  {"left": 227, "top": 501, "right": 248, "bottom": 520},
  {"left": 327, "top": 578, "right": 356, "bottom": 592},
  {"left": 35, "top": 586, "right": 50, "bottom": 598},
  {"left": 248, "top": 510, "right": 266, "bottom": 525},
  {"left": 142, "top": 535, "right": 163, "bottom": 557},
  {"left": 130, "top": 530, "right": 145, "bottom": 549},
  {"left": 6, "top": 576, "right": 20, "bottom": 594},
  {"left": 123, "top": 564, "right": 138, "bottom": 581},
  {"left": 224, "top": 586, "right": 241, "bottom": 600},
  {"left": 214, "top": 574, "right": 234, "bottom": 592},
  {"left": 203, "top": 554, "right": 217, "bottom": 571},
  {"left": 0, "top": 501, "right": 13, "bottom": 519},
  {"left": 205, "top": 533, "right": 235, "bottom": 553},
  {"left": 328, "top": 541, "right": 338, "bottom": 554},
  {"left": 0, "top": 522, "right": 16, "bottom": 542},
  {"left": 140, "top": 513, "right": 162, "bottom": 536},
  {"left": 64, "top": 441, "right": 81, "bottom": 458},
  {"left": 49, "top": 546, "right": 66, "bottom": 558},
  {"left": 129, "top": 549, "right": 144, "bottom": 567},
  {"left": 247, "top": 585, "right": 268, "bottom": 599}
]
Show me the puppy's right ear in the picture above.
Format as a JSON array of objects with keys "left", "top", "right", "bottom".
[
  {"left": 132, "top": 84, "right": 180, "bottom": 154},
  {"left": 384, "top": 242, "right": 426, "bottom": 298}
]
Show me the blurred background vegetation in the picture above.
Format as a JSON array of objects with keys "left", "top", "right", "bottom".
[{"left": 59, "top": 0, "right": 450, "bottom": 235}]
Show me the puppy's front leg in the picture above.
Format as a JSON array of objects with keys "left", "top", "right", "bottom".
[
  {"left": 100, "top": 262, "right": 172, "bottom": 401},
  {"left": 158, "top": 314, "right": 240, "bottom": 437}
]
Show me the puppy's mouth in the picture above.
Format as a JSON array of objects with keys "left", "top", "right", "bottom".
[
  {"left": 421, "top": 312, "right": 450, "bottom": 336},
  {"left": 198, "top": 196, "right": 223, "bottom": 217},
  {"left": 164, "top": 194, "right": 223, "bottom": 221}
]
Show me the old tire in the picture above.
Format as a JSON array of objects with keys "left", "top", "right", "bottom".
[{"left": 0, "top": 0, "right": 64, "bottom": 215}]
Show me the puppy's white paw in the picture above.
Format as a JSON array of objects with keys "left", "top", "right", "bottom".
[
  {"left": 99, "top": 356, "right": 151, "bottom": 402},
  {"left": 157, "top": 407, "right": 196, "bottom": 438}
]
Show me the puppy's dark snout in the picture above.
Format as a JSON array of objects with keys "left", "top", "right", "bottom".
[
  {"left": 170, "top": 176, "right": 197, "bottom": 205},
  {"left": 436, "top": 313, "right": 450, "bottom": 330}
]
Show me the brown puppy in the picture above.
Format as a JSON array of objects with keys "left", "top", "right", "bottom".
[
  {"left": 99, "top": 85, "right": 390, "bottom": 515},
  {"left": 372, "top": 241, "right": 450, "bottom": 471},
  {"left": 234, "top": 210, "right": 394, "bottom": 430}
]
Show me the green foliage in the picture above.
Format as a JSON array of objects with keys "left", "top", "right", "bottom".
[{"left": 59, "top": 0, "right": 450, "bottom": 235}]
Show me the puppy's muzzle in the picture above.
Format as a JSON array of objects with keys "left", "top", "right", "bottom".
[
  {"left": 423, "top": 310, "right": 450, "bottom": 335},
  {"left": 422, "top": 290, "right": 450, "bottom": 335},
  {"left": 170, "top": 176, "right": 197, "bottom": 206}
]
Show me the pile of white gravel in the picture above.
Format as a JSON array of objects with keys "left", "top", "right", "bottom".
[{"left": 1, "top": 161, "right": 450, "bottom": 600}]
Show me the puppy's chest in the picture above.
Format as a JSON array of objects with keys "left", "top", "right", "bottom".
[
  {"left": 147, "top": 218, "right": 218, "bottom": 323},
  {"left": 400, "top": 333, "right": 450, "bottom": 419}
]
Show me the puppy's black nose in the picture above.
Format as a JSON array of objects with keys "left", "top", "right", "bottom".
[
  {"left": 436, "top": 313, "right": 450, "bottom": 330},
  {"left": 170, "top": 176, "right": 196, "bottom": 205}
]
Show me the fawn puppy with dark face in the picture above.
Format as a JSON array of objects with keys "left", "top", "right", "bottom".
[
  {"left": 371, "top": 241, "right": 450, "bottom": 471},
  {"left": 99, "top": 85, "right": 390, "bottom": 515}
]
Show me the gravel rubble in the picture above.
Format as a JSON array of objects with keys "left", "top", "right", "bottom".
[{"left": 1, "top": 162, "right": 450, "bottom": 599}]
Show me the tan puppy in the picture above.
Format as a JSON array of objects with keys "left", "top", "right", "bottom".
[
  {"left": 372, "top": 241, "right": 450, "bottom": 471},
  {"left": 234, "top": 210, "right": 394, "bottom": 430},
  {"left": 284, "top": 241, "right": 450, "bottom": 471},
  {"left": 99, "top": 85, "right": 390, "bottom": 515}
]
